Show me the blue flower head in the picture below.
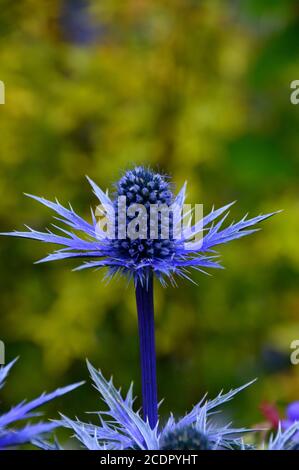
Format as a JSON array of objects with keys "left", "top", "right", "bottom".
[
  {"left": 159, "top": 425, "right": 211, "bottom": 450},
  {"left": 279, "top": 401, "right": 299, "bottom": 443},
  {"left": 0, "top": 359, "right": 83, "bottom": 449},
  {"left": 284, "top": 401, "right": 299, "bottom": 427},
  {"left": 2, "top": 166, "right": 277, "bottom": 286},
  {"left": 112, "top": 167, "right": 176, "bottom": 265}
]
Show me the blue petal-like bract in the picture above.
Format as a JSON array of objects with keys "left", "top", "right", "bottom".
[
  {"left": 55, "top": 361, "right": 256, "bottom": 450},
  {"left": 0, "top": 422, "right": 58, "bottom": 448},
  {"left": 0, "top": 359, "right": 83, "bottom": 449},
  {"left": 268, "top": 422, "right": 299, "bottom": 450},
  {"left": 0, "top": 358, "right": 18, "bottom": 390}
]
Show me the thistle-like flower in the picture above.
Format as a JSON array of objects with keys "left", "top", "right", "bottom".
[
  {"left": 2, "top": 167, "right": 275, "bottom": 285},
  {"left": 2, "top": 167, "right": 276, "bottom": 429},
  {"left": 0, "top": 358, "right": 83, "bottom": 449},
  {"left": 47, "top": 361, "right": 255, "bottom": 451}
]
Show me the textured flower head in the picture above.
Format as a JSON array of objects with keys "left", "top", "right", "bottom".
[
  {"left": 2, "top": 166, "right": 277, "bottom": 285},
  {"left": 0, "top": 358, "right": 83, "bottom": 449},
  {"left": 116, "top": 167, "right": 173, "bottom": 206},
  {"left": 111, "top": 167, "right": 176, "bottom": 265},
  {"left": 160, "top": 425, "right": 211, "bottom": 450}
]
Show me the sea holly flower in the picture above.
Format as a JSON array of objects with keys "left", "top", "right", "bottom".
[
  {"left": 1, "top": 166, "right": 277, "bottom": 429},
  {"left": 47, "top": 361, "right": 256, "bottom": 451},
  {"left": 0, "top": 358, "right": 83, "bottom": 449}
]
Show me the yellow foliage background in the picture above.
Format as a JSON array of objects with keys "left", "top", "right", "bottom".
[{"left": 0, "top": 0, "right": 299, "bottom": 430}]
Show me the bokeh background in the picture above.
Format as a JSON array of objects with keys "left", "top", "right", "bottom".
[{"left": 0, "top": 0, "right": 299, "bottom": 438}]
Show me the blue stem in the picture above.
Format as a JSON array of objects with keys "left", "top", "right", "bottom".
[{"left": 135, "top": 273, "right": 158, "bottom": 429}]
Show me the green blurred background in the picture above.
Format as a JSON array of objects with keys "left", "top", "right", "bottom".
[{"left": 0, "top": 0, "right": 299, "bottom": 435}]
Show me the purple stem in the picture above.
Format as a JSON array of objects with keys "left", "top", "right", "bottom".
[{"left": 135, "top": 273, "right": 158, "bottom": 429}]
